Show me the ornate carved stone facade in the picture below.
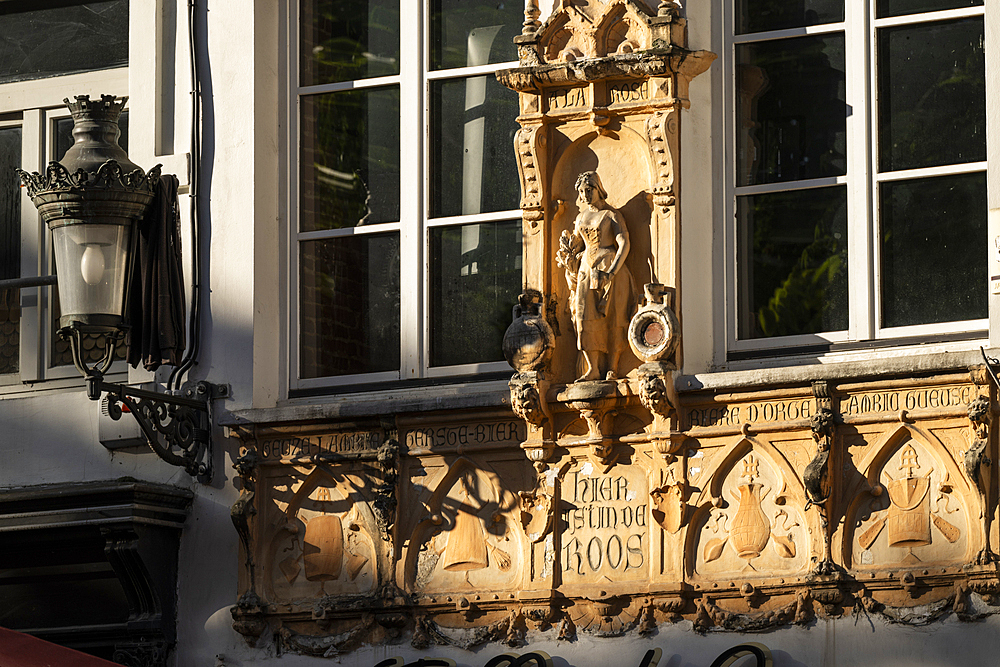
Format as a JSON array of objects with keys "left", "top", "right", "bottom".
[{"left": 228, "top": 0, "right": 1000, "bottom": 657}]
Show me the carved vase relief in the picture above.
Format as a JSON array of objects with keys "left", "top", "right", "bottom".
[
  {"left": 691, "top": 451, "right": 807, "bottom": 577},
  {"left": 849, "top": 434, "right": 970, "bottom": 569}
]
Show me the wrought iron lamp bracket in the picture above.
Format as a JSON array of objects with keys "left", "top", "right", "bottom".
[{"left": 65, "top": 328, "right": 224, "bottom": 483}]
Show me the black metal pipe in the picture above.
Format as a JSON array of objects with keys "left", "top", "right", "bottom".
[{"left": 0, "top": 275, "right": 57, "bottom": 290}]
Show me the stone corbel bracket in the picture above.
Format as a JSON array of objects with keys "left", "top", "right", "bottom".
[
  {"left": 504, "top": 291, "right": 558, "bottom": 471},
  {"left": 628, "top": 283, "right": 680, "bottom": 429}
]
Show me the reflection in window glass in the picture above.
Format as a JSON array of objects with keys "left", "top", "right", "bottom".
[
  {"left": 877, "top": 0, "right": 981, "bottom": 19},
  {"left": 736, "top": 35, "right": 846, "bottom": 186},
  {"left": 430, "top": 221, "right": 522, "bottom": 367},
  {"left": 0, "top": 127, "right": 20, "bottom": 374},
  {"left": 880, "top": 173, "right": 986, "bottom": 328},
  {"left": 300, "top": 234, "right": 400, "bottom": 377},
  {"left": 429, "top": 0, "right": 520, "bottom": 70},
  {"left": 300, "top": 87, "right": 400, "bottom": 232},
  {"left": 737, "top": 186, "right": 848, "bottom": 339},
  {"left": 878, "top": 18, "right": 985, "bottom": 173},
  {"left": 0, "top": 1, "right": 128, "bottom": 84},
  {"left": 300, "top": 0, "right": 399, "bottom": 85},
  {"left": 430, "top": 76, "right": 519, "bottom": 218},
  {"left": 736, "top": 0, "right": 843, "bottom": 35}
]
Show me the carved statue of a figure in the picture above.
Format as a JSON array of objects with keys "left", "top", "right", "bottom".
[{"left": 556, "top": 171, "right": 635, "bottom": 381}]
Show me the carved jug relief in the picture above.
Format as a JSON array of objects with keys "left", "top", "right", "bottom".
[
  {"left": 267, "top": 471, "right": 377, "bottom": 600},
  {"left": 691, "top": 450, "right": 807, "bottom": 577},
  {"left": 850, "top": 435, "right": 970, "bottom": 569}
]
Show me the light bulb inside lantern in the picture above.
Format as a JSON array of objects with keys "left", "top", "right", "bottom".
[{"left": 80, "top": 244, "right": 106, "bottom": 285}]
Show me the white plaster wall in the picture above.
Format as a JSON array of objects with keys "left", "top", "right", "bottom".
[{"left": 203, "top": 614, "right": 1000, "bottom": 666}]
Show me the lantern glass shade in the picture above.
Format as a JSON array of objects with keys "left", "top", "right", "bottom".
[{"left": 50, "top": 222, "right": 130, "bottom": 331}]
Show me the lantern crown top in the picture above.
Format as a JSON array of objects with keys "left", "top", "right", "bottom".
[{"left": 64, "top": 94, "right": 128, "bottom": 123}]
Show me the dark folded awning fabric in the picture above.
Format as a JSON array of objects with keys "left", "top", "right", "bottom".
[
  {"left": 0, "top": 626, "right": 122, "bottom": 666},
  {"left": 125, "top": 173, "right": 186, "bottom": 371}
]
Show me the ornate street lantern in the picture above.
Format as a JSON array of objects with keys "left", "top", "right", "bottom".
[
  {"left": 17, "top": 94, "right": 216, "bottom": 481},
  {"left": 18, "top": 94, "right": 159, "bottom": 375}
]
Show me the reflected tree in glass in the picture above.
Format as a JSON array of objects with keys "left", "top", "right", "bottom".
[
  {"left": 738, "top": 186, "right": 848, "bottom": 339},
  {"left": 300, "top": 88, "right": 400, "bottom": 232},
  {"left": 300, "top": 0, "right": 399, "bottom": 85}
]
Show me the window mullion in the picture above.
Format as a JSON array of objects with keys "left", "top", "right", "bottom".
[
  {"left": 846, "top": 0, "right": 875, "bottom": 342},
  {"left": 987, "top": 0, "right": 1000, "bottom": 348},
  {"left": 398, "top": 0, "right": 423, "bottom": 379},
  {"left": 18, "top": 109, "right": 43, "bottom": 383}
]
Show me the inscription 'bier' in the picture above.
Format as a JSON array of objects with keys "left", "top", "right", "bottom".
[{"left": 561, "top": 470, "right": 647, "bottom": 578}]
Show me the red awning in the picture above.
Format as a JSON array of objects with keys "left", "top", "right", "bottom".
[{"left": 0, "top": 627, "right": 121, "bottom": 666}]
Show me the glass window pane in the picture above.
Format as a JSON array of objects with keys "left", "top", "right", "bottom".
[
  {"left": 877, "top": 0, "right": 981, "bottom": 19},
  {"left": 300, "top": 0, "right": 399, "bottom": 85},
  {"left": 0, "top": 1, "right": 128, "bottom": 85},
  {"left": 736, "top": 0, "right": 844, "bottom": 35},
  {"left": 736, "top": 35, "right": 847, "bottom": 186},
  {"left": 0, "top": 127, "right": 20, "bottom": 375},
  {"left": 879, "top": 18, "right": 985, "bottom": 172},
  {"left": 300, "top": 234, "right": 400, "bottom": 378},
  {"left": 429, "top": 0, "right": 521, "bottom": 70},
  {"left": 430, "top": 220, "right": 522, "bottom": 367},
  {"left": 430, "top": 76, "right": 520, "bottom": 218},
  {"left": 737, "top": 186, "right": 848, "bottom": 339},
  {"left": 880, "top": 172, "right": 986, "bottom": 328},
  {"left": 300, "top": 87, "right": 400, "bottom": 232}
]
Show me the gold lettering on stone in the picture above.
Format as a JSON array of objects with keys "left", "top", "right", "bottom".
[
  {"left": 688, "top": 399, "right": 812, "bottom": 428},
  {"left": 405, "top": 421, "right": 526, "bottom": 450},
  {"left": 547, "top": 87, "right": 587, "bottom": 111},
  {"left": 560, "top": 465, "right": 647, "bottom": 582},
  {"left": 841, "top": 386, "right": 975, "bottom": 416},
  {"left": 260, "top": 431, "right": 382, "bottom": 461},
  {"left": 608, "top": 80, "right": 648, "bottom": 105}
]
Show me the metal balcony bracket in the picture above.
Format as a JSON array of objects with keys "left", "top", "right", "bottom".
[{"left": 87, "top": 375, "right": 227, "bottom": 483}]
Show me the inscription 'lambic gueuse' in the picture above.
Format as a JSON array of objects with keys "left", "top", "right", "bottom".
[{"left": 561, "top": 467, "right": 647, "bottom": 581}]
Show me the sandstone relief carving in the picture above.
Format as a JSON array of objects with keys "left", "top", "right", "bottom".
[
  {"left": 268, "top": 467, "right": 378, "bottom": 600},
  {"left": 846, "top": 426, "right": 973, "bottom": 571},
  {"left": 556, "top": 171, "right": 636, "bottom": 383},
  {"left": 406, "top": 459, "right": 522, "bottom": 593},
  {"left": 690, "top": 445, "right": 809, "bottom": 578}
]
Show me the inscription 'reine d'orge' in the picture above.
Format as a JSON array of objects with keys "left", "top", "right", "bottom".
[{"left": 561, "top": 465, "right": 647, "bottom": 581}]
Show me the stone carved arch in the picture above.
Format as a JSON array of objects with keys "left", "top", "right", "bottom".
[
  {"left": 684, "top": 435, "right": 816, "bottom": 579},
  {"left": 840, "top": 423, "right": 977, "bottom": 569},
  {"left": 402, "top": 457, "right": 523, "bottom": 593},
  {"left": 263, "top": 465, "right": 380, "bottom": 601},
  {"left": 595, "top": 3, "right": 651, "bottom": 56}
]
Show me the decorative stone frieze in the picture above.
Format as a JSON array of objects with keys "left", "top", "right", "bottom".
[{"left": 228, "top": 0, "right": 1000, "bottom": 657}]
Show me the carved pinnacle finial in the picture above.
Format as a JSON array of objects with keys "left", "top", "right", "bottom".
[
  {"left": 523, "top": 0, "right": 541, "bottom": 35},
  {"left": 658, "top": 0, "right": 682, "bottom": 17}
]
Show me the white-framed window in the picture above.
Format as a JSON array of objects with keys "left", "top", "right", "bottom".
[
  {"left": 725, "top": 0, "right": 987, "bottom": 358},
  {"left": 0, "top": 0, "right": 129, "bottom": 385},
  {"left": 290, "top": 0, "right": 524, "bottom": 391}
]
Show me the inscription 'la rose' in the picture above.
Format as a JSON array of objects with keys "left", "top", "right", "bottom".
[{"left": 560, "top": 466, "right": 647, "bottom": 582}]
